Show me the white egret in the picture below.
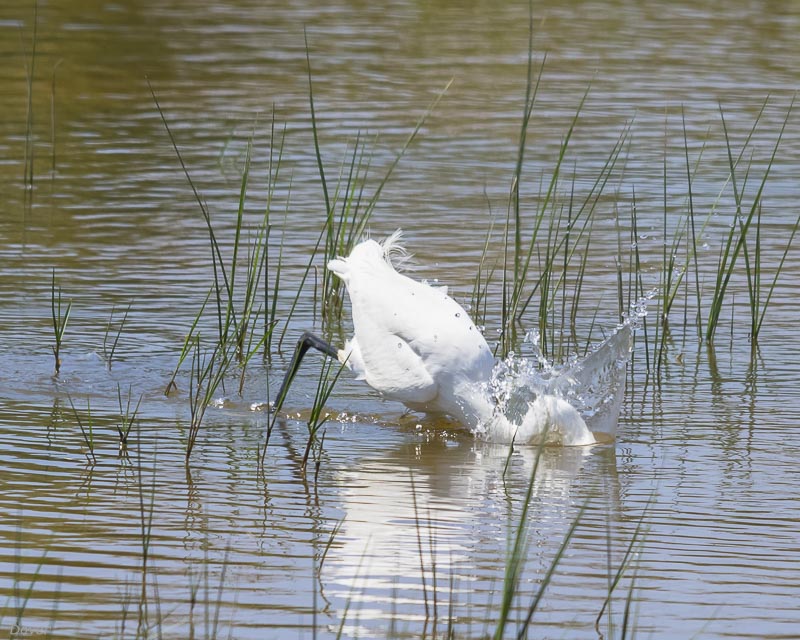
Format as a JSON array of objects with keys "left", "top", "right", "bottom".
[{"left": 275, "top": 231, "right": 633, "bottom": 445}]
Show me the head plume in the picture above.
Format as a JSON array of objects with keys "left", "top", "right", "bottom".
[{"left": 381, "top": 229, "right": 414, "bottom": 272}]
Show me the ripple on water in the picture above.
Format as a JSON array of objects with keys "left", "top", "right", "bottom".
[{"left": 2, "top": 0, "right": 800, "bottom": 637}]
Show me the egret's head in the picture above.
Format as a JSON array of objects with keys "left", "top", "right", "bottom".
[
  {"left": 328, "top": 229, "right": 413, "bottom": 280},
  {"left": 348, "top": 237, "right": 385, "bottom": 264}
]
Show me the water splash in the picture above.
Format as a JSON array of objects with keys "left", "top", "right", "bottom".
[{"left": 476, "top": 293, "right": 652, "bottom": 446}]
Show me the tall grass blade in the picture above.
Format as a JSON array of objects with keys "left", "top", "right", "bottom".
[
  {"left": 753, "top": 210, "right": 800, "bottom": 339},
  {"left": 493, "top": 435, "right": 546, "bottom": 639},
  {"left": 705, "top": 96, "right": 793, "bottom": 341},
  {"left": 515, "top": 502, "right": 586, "bottom": 639},
  {"left": 148, "top": 78, "right": 239, "bottom": 347},
  {"left": 595, "top": 492, "right": 653, "bottom": 632},
  {"left": 8, "top": 541, "right": 48, "bottom": 631},
  {"left": 117, "top": 383, "right": 143, "bottom": 454},
  {"left": 305, "top": 29, "right": 452, "bottom": 328},
  {"left": 681, "top": 107, "right": 703, "bottom": 338},
  {"left": 50, "top": 59, "right": 62, "bottom": 176},
  {"left": 263, "top": 111, "right": 288, "bottom": 361},
  {"left": 302, "top": 356, "right": 348, "bottom": 469},
  {"left": 304, "top": 28, "right": 331, "bottom": 222},
  {"left": 102, "top": 302, "right": 131, "bottom": 370},
  {"left": 50, "top": 269, "right": 72, "bottom": 376},
  {"left": 66, "top": 394, "right": 96, "bottom": 465},
  {"left": 23, "top": 1, "right": 38, "bottom": 193},
  {"left": 165, "top": 288, "right": 211, "bottom": 395},
  {"left": 409, "top": 470, "right": 431, "bottom": 619}
]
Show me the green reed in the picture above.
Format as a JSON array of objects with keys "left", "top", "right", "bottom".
[
  {"left": 102, "top": 302, "right": 130, "bottom": 370},
  {"left": 654, "top": 139, "right": 682, "bottom": 374},
  {"left": 66, "top": 394, "right": 96, "bottom": 465},
  {"left": 681, "top": 107, "right": 706, "bottom": 339},
  {"left": 50, "top": 59, "right": 62, "bottom": 176},
  {"left": 150, "top": 80, "right": 267, "bottom": 363},
  {"left": 499, "top": 44, "right": 547, "bottom": 357},
  {"left": 231, "top": 143, "right": 279, "bottom": 392},
  {"left": 165, "top": 288, "right": 211, "bottom": 395},
  {"left": 493, "top": 438, "right": 588, "bottom": 639},
  {"left": 302, "top": 357, "right": 347, "bottom": 470},
  {"left": 303, "top": 30, "right": 454, "bottom": 332},
  {"left": 492, "top": 435, "right": 543, "bottom": 639},
  {"left": 746, "top": 206, "right": 800, "bottom": 342},
  {"left": 264, "top": 208, "right": 286, "bottom": 360},
  {"left": 624, "top": 192, "right": 651, "bottom": 386},
  {"left": 23, "top": 1, "right": 38, "bottom": 194},
  {"left": 705, "top": 97, "right": 793, "bottom": 343},
  {"left": 486, "top": 92, "right": 796, "bottom": 382},
  {"left": 263, "top": 111, "right": 288, "bottom": 361},
  {"left": 596, "top": 493, "right": 652, "bottom": 638},
  {"left": 495, "top": 44, "right": 632, "bottom": 360},
  {"left": 152, "top": 80, "right": 284, "bottom": 460},
  {"left": 2, "top": 532, "right": 50, "bottom": 635},
  {"left": 50, "top": 270, "right": 71, "bottom": 376},
  {"left": 469, "top": 218, "right": 499, "bottom": 331},
  {"left": 731, "top": 104, "right": 799, "bottom": 344},
  {"left": 203, "top": 129, "right": 273, "bottom": 369},
  {"left": 116, "top": 383, "right": 142, "bottom": 455},
  {"left": 185, "top": 337, "right": 230, "bottom": 462},
  {"left": 133, "top": 434, "right": 156, "bottom": 638},
  {"left": 650, "top": 112, "right": 712, "bottom": 376},
  {"left": 513, "top": 502, "right": 586, "bottom": 639}
]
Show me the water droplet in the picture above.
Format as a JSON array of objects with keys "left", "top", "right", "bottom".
[
  {"left": 455, "top": 312, "right": 461, "bottom": 318},
  {"left": 397, "top": 342, "right": 402, "bottom": 349}
]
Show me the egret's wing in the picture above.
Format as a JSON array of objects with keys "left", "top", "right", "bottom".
[
  {"left": 340, "top": 338, "right": 366, "bottom": 380},
  {"left": 357, "top": 331, "right": 439, "bottom": 404}
]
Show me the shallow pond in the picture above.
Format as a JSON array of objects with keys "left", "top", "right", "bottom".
[{"left": 2, "top": 1, "right": 800, "bottom": 638}]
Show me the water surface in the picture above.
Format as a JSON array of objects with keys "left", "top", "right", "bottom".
[{"left": 1, "top": 1, "right": 800, "bottom": 638}]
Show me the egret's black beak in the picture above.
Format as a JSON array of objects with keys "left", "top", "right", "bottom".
[{"left": 272, "top": 331, "right": 339, "bottom": 413}]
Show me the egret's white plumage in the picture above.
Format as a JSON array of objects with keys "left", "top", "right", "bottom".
[
  {"left": 328, "top": 231, "right": 598, "bottom": 446},
  {"left": 329, "top": 231, "right": 495, "bottom": 425}
]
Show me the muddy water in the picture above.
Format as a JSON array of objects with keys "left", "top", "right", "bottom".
[{"left": 1, "top": 1, "right": 800, "bottom": 638}]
